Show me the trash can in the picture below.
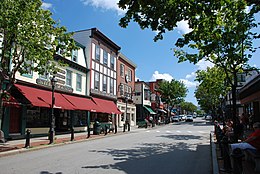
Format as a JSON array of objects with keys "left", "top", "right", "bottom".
[
  {"left": 230, "top": 148, "right": 244, "bottom": 174},
  {"left": 93, "top": 120, "right": 101, "bottom": 135}
]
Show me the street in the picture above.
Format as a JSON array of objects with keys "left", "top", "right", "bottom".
[{"left": 0, "top": 118, "right": 213, "bottom": 174}]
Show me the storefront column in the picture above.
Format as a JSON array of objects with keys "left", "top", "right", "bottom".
[
  {"left": 21, "top": 105, "right": 27, "bottom": 135},
  {"left": 2, "top": 107, "right": 10, "bottom": 138}
]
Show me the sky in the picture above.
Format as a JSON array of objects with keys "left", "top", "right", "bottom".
[{"left": 42, "top": 0, "right": 260, "bottom": 106}]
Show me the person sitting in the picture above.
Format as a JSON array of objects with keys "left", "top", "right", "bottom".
[{"left": 230, "top": 122, "right": 260, "bottom": 152}]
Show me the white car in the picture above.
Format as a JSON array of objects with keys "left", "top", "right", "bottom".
[
  {"left": 205, "top": 115, "right": 212, "bottom": 120},
  {"left": 181, "top": 115, "right": 187, "bottom": 121},
  {"left": 171, "top": 116, "right": 179, "bottom": 122},
  {"left": 186, "top": 115, "right": 193, "bottom": 122}
]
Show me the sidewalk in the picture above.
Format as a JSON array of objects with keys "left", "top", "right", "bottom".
[
  {"left": 0, "top": 126, "right": 142, "bottom": 157},
  {"left": 212, "top": 127, "right": 260, "bottom": 174}
]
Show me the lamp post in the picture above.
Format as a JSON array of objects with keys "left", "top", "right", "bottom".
[{"left": 49, "top": 76, "right": 57, "bottom": 144}]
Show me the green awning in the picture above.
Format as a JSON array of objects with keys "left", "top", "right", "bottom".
[{"left": 143, "top": 105, "right": 156, "bottom": 114}]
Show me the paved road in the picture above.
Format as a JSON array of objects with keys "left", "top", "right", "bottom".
[{"left": 0, "top": 118, "right": 213, "bottom": 174}]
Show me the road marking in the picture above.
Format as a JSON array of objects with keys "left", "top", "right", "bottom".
[
  {"left": 198, "top": 131, "right": 205, "bottom": 133},
  {"left": 176, "top": 130, "right": 181, "bottom": 133},
  {"left": 146, "top": 131, "right": 150, "bottom": 132},
  {"left": 166, "top": 130, "right": 171, "bottom": 133},
  {"left": 156, "top": 130, "right": 160, "bottom": 132},
  {"left": 187, "top": 131, "right": 192, "bottom": 133}
]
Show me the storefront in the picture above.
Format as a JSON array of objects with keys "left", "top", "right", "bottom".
[
  {"left": 2, "top": 83, "right": 102, "bottom": 139},
  {"left": 239, "top": 74, "right": 260, "bottom": 123}
]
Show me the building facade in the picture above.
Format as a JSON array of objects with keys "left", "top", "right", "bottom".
[
  {"left": 116, "top": 53, "right": 137, "bottom": 127},
  {"left": 3, "top": 43, "right": 101, "bottom": 138},
  {"left": 73, "top": 28, "right": 121, "bottom": 127},
  {"left": 133, "top": 80, "right": 156, "bottom": 122}
]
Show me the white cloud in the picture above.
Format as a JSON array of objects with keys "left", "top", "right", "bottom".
[
  {"left": 150, "top": 71, "right": 198, "bottom": 88},
  {"left": 180, "top": 79, "right": 199, "bottom": 88},
  {"left": 81, "top": 0, "right": 125, "bottom": 15},
  {"left": 41, "top": 2, "right": 52, "bottom": 10},
  {"left": 176, "top": 20, "right": 193, "bottom": 34},
  {"left": 186, "top": 72, "right": 196, "bottom": 79},
  {"left": 196, "top": 59, "right": 214, "bottom": 70},
  {"left": 150, "top": 71, "right": 173, "bottom": 82}
]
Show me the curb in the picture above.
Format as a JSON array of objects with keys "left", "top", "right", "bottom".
[{"left": 210, "top": 132, "right": 219, "bottom": 174}]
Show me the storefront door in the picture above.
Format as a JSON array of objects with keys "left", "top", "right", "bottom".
[{"left": 9, "top": 107, "right": 21, "bottom": 133}]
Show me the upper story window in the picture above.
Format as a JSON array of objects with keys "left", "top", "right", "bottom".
[
  {"left": 103, "top": 75, "right": 107, "bottom": 92},
  {"left": 103, "top": 50, "right": 108, "bottom": 66},
  {"left": 128, "top": 69, "right": 132, "bottom": 82},
  {"left": 72, "top": 49, "right": 78, "bottom": 62},
  {"left": 76, "top": 73, "right": 82, "bottom": 91},
  {"left": 95, "top": 45, "right": 100, "bottom": 61},
  {"left": 94, "top": 71, "right": 100, "bottom": 90},
  {"left": 110, "top": 55, "right": 115, "bottom": 69},
  {"left": 119, "top": 83, "right": 124, "bottom": 96},
  {"left": 237, "top": 74, "right": 246, "bottom": 82},
  {"left": 21, "top": 58, "right": 33, "bottom": 77},
  {"left": 66, "top": 70, "right": 72, "bottom": 87},
  {"left": 110, "top": 78, "right": 114, "bottom": 94},
  {"left": 144, "top": 89, "right": 151, "bottom": 100},
  {"left": 120, "top": 64, "right": 124, "bottom": 77}
]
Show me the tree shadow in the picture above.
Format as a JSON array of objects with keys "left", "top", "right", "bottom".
[{"left": 82, "top": 141, "right": 211, "bottom": 174}]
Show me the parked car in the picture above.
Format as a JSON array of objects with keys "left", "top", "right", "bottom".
[
  {"left": 171, "top": 116, "right": 180, "bottom": 122},
  {"left": 205, "top": 115, "right": 212, "bottom": 120},
  {"left": 186, "top": 115, "right": 193, "bottom": 122},
  {"left": 181, "top": 115, "right": 187, "bottom": 121}
]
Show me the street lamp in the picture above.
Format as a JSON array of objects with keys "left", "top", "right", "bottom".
[{"left": 49, "top": 76, "right": 57, "bottom": 144}]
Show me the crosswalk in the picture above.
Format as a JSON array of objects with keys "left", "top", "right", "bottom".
[{"left": 145, "top": 130, "right": 208, "bottom": 134}]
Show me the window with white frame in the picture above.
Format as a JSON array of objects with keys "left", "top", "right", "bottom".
[
  {"left": 120, "top": 64, "right": 124, "bottom": 77},
  {"left": 66, "top": 70, "right": 72, "bottom": 86},
  {"left": 128, "top": 69, "right": 132, "bottom": 82},
  {"left": 119, "top": 84, "right": 124, "bottom": 96},
  {"left": 22, "top": 58, "right": 33, "bottom": 77},
  {"left": 110, "top": 78, "right": 114, "bottom": 94},
  {"left": 94, "top": 71, "right": 100, "bottom": 90},
  {"left": 110, "top": 55, "right": 115, "bottom": 69},
  {"left": 76, "top": 73, "right": 82, "bottom": 91},
  {"left": 95, "top": 44, "right": 100, "bottom": 61},
  {"left": 103, "top": 75, "right": 107, "bottom": 92},
  {"left": 103, "top": 50, "right": 108, "bottom": 66},
  {"left": 72, "top": 49, "right": 78, "bottom": 62}
]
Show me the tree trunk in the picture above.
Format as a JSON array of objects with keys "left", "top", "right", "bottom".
[
  {"left": 232, "top": 73, "right": 238, "bottom": 125},
  {"left": 0, "top": 81, "right": 3, "bottom": 130}
]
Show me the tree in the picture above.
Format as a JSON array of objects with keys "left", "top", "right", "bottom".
[
  {"left": 118, "top": 0, "right": 259, "bottom": 123},
  {"left": 158, "top": 79, "right": 187, "bottom": 116},
  {"left": 0, "top": 0, "right": 77, "bottom": 130},
  {"left": 195, "top": 66, "right": 228, "bottom": 116},
  {"left": 180, "top": 101, "right": 197, "bottom": 114}
]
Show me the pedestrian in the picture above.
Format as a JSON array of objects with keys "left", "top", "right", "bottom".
[{"left": 230, "top": 122, "right": 260, "bottom": 152}]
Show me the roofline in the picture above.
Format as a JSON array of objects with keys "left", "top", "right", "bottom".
[{"left": 119, "top": 52, "right": 137, "bottom": 68}]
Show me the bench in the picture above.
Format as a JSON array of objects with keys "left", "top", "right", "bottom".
[
  {"left": 100, "top": 123, "right": 114, "bottom": 134},
  {"left": 244, "top": 149, "right": 260, "bottom": 172}
]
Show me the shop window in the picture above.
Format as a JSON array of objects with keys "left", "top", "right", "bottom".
[{"left": 26, "top": 108, "right": 49, "bottom": 128}]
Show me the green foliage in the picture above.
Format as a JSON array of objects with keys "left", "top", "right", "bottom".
[
  {"left": 0, "top": 0, "right": 77, "bottom": 90},
  {"left": 195, "top": 66, "right": 228, "bottom": 114},
  {"left": 118, "top": 0, "right": 259, "bottom": 120},
  {"left": 180, "top": 101, "right": 197, "bottom": 113},
  {"left": 158, "top": 79, "right": 188, "bottom": 108}
]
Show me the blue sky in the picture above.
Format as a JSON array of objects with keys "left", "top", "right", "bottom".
[{"left": 42, "top": 0, "right": 260, "bottom": 106}]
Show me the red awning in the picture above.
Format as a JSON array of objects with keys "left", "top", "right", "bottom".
[
  {"left": 3, "top": 93, "right": 21, "bottom": 107},
  {"left": 15, "top": 84, "right": 75, "bottom": 110},
  {"left": 61, "top": 94, "right": 101, "bottom": 112},
  {"left": 92, "top": 97, "right": 121, "bottom": 114}
]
